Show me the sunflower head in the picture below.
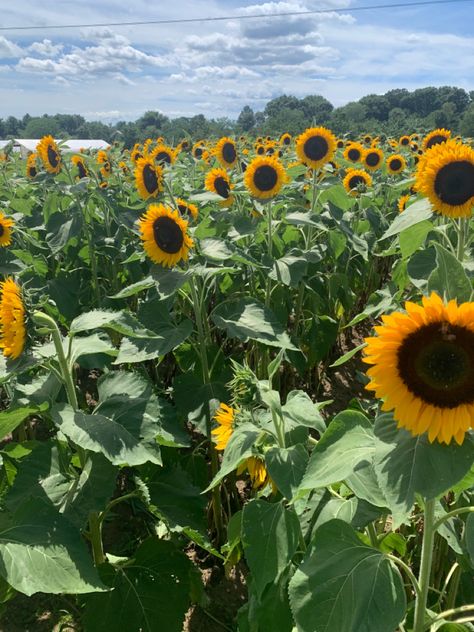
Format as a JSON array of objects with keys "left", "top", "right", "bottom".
[
  {"left": 422, "top": 128, "right": 451, "bottom": 152},
  {"left": 204, "top": 168, "right": 233, "bottom": 201},
  {"left": 135, "top": 157, "right": 163, "bottom": 200},
  {"left": 0, "top": 278, "right": 26, "bottom": 360},
  {"left": 415, "top": 139, "right": 474, "bottom": 218},
  {"left": 386, "top": 154, "right": 406, "bottom": 174},
  {"left": 26, "top": 153, "right": 38, "bottom": 179},
  {"left": 244, "top": 155, "right": 287, "bottom": 200},
  {"left": 0, "top": 212, "right": 14, "bottom": 247},
  {"left": 71, "top": 155, "right": 89, "bottom": 180},
  {"left": 215, "top": 137, "right": 238, "bottom": 168},
  {"left": 237, "top": 457, "right": 276, "bottom": 492},
  {"left": 228, "top": 359, "right": 260, "bottom": 407},
  {"left": 363, "top": 147, "right": 384, "bottom": 171},
  {"left": 343, "top": 168, "right": 372, "bottom": 195},
  {"left": 296, "top": 126, "right": 337, "bottom": 169},
  {"left": 398, "top": 194, "right": 411, "bottom": 213},
  {"left": 175, "top": 197, "right": 198, "bottom": 221},
  {"left": 138, "top": 204, "right": 193, "bottom": 268},
  {"left": 343, "top": 142, "right": 365, "bottom": 164},
  {"left": 364, "top": 293, "right": 474, "bottom": 445},
  {"left": 399, "top": 135, "right": 411, "bottom": 147},
  {"left": 37, "top": 135, "right": 61, "bottom": 174},
  {"left": 131, "top": 149, "right": 143, "bottom": 164},
  {"left": 192, "top": 142, "right": 206, "bottom": 160},
  {"left": 118, "top": 160, "right": 129, "bottom": 174},
  {"left": 280, "top": 133, "right": 292, "bottom": 146},
  {"left": 151, "top": 144, "right": 176, "bottom": 166},
  {"left": 211, "top": 403, "right": 236, "bottom": 451}
]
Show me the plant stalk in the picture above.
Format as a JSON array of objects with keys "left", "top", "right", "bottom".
[{"left": 413, "top": 498, "right": 436, "bottom": 632}]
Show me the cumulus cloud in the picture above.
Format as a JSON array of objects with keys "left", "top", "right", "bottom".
[
  {"left": 28, "top": 39, "right": 63, "bottom": 57},
  {"left": 0, "top": 36, "right": 23, "bottom": 59}
]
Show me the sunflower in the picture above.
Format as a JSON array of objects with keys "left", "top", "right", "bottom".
[
  {"left": 26, "top": 153, "right": 38, "bottom": 179},
  {"left": 37, "top": 135, "right": 61, "bottom": 174},
  {"left": 337, "top": 139, "right": 345, "bottom": 149},
  {"left": 244, "top": 156, "right": 287, "bottom": 200},
  {"left": 398, "top": 194, "right": 411, "bottom": 213},
  {"left": 0, "top": 213, "right": 14, "bottom": 247},
  {"left": 296, "top": 126, "right": 337, "bottom": 169},
  {"left": 175, "top": 197, "right": 198, "bottom": 221},
  {"left": 192, "top": 142, "right": 206, "bottom": 160},
  {"left": 131, "top": 148, "right": 143, "bottom": 164},
  {"left": 363, "top": 147, "right": 384, "bottom": 171},
  {"left": 280, "top": 133, "right": 291, "bottom": 146},
  {"left": 135, "top": 157, "right": 163, "bottom": 200},
  {"left": 363, "top": 134, "right": 372, "bottom": 145},
  {"left": 71, "top": 155, "right": 88, "bottom": 179},
  {"left": 364, "top": 293, "right": 474, "bottom": 445},
  {"left": 256, "top": 144, "right": 265, "bottom": 156},
  {"left": 138, "top": 204, "right": 193, "bottom": 268},
  {"left": 386, "top": 154, "right": 406, "bottom": 174},
  {"left": 0, "top": 278, "right": 26, "bottom": 359},
  {"left": 343, "top": 142, "right": 364, "bottom": 164},
  {"left": 399, "top": 135, "right": 411, "bottom": 147},
  {"left": 237, "top": 457, "right": 275, "bottom": 491},
  {"left": 151, "top": 144, "right": 175, "bottom": 166},
  {"left": 97, "top": 150, "right": 111, "bottom": 178},
  {"left": 204, "top": 168, "right": 233, "bottom": 201},
  {"left": 211, "top": 403, "right": 236, "bottom": 450},
  {"left": 422, "top": 128, "right": 451, "bottom": 152},
  {"left": 415, "top": 139, "right": 474, "bottom": 218},
  {"left": 215, "top": 137, "right": 238, "bottom": 168},
  {"left": 118, "top": 161, "right": 129, "bottom": 175},
  {"left": 343, "top": 169, "right": 372, "bottom": 195}
]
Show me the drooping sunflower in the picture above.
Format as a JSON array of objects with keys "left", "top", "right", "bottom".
[
  {"left": 175, "top": 197, "right": 198, "bottom": 221},
  {"left": 204, "top": 168, "right": 233, "bottom": 202},
  {"left": 415, "top": 139, "right": 474, "bottom": 218},
  {"left": 0, "top": 278, "right": 26, "bottom": 359},
  {"left": 97, "top": 150, "right": 111, "bottom": 177},
  {"left": 0, "top": 213, "right": 14, "bottom": 247},
  {"left": 237, "top": 456, "right": 275, "bottom": 491},
  {"left": 151, "top": 144, "right": 176, "bottom": 166},
  {"left": 215, "top": 137, "right": 238, "bottom": 168},
  {"left": 280, "top": 133, "right": 292, "bottom": 146},
  {"left": 37, "top": 135, "right": 61, "bottom": 174},
  {"left": 138, "top": 204, "right": 193, "bottom": 268},
  {"left": 135, "top": 157, "right": 163, "bottom": 200},
  {"left": 343, "top": 142, "right": 364, "bottom": 164},
  {"left": 244, "top": 156, "right": 287, "bottom": 200},
  {"left": 386, "top": 154, "right": 406, "bottom": 175},
  {"left": 422, "top": 128, "right": 451, "bottom": 152},
  {"left": 211, "top": 403, "right": 236, "bottom": 451},
  {"left": 399, "top": 135, "right": 411, "bottom": 147},
  {"left": 295, "top": 126, "right": 337, "bottom": 169},
  {"left": 363, "top": 147, "right": 384, "bottom": 171},
  {"left": 398, "top": 194, "right": 411, "bottom": 213},
  {"left": 71, "top": 155, "right": 89, "bottom": 179},
  {"left": 26, "top": 153, "right": 38, "bottom": 179},
  {"left": 364, "top": 293, "right": 474, "bottom": 445},
  {"left": 342, "top": 169, "right": 372, "bottom": 195}
]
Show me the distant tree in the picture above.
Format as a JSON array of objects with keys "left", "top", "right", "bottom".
[
  {"left": 264, "top": 108, "right": 306, "bottom": 135},
  {"left": 23, "top": 117, "right": 60, "bottom": 138},
  {"left": 299, "top": 95, "right": 333, "bottom": 123},
  {"left": 237, "top": 106, "right": 256, "bottom": 132},
  {"left": 460, "top": 103, "right": 474, "bottom": 136},
  {"left": 254, "top": 112, "right": 265, "bottom": 127},
  {"left": 136, "top": 110, "right": 169, "bottom": 132},
  {"left": 359, "top": 94, "right": 390, "bottom": 122},
  {"left": 264, "top": 95, "right": 300, "bottom": 118},
  {"left": 4, "top": 116, "right": 22, "bottom": 137}
]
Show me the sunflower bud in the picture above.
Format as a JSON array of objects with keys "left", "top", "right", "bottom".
[{"left": 228, "top": 360, "right": 260, "bottom": 407}]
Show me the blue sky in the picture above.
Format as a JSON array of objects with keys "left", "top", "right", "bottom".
[{"left": 0, "top": 0, "right": 472, "bottom": 122}]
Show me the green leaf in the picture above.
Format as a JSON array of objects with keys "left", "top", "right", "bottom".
[
  {"left": 52, "top": 403, "right": 162, "bottom": 466},
  {"left": 269, "top": 251, "right": 308, "bottom": 287},
  {"left": 242, "top": 500, "right": 301, "bottom": 598},
  {"left": 288, "top": 519, "right": 406, "bottom": 632},
  {"left": 109, "top": 276, "right": 155, "bottom": 299},
  {"left": 0, "top": 402, "right": 48, "bottom": 440},
  {"left": 211, "top": 298, "right": 297, "bottom": 350},
  {"left": 82, "top": 538, "right": 195, "bottom": 632},
  {"left": 71, "top": 309, "right": 157, "bottom": 338},
  {"left": 329, "top": 342, "right": 366, "bottom": 367},
  {"left": 428, "top": 243, "right": 472, "bottom": 302},
  {"left": 298, "top": 410, "right": 374, "bottom": 494},
  {"left": 151, "top": 265, "right": 190, "bottom": 297},
  {"left": 407, "top": 246, "right": 437, "bottom": 288},
  {"left": 265, "top": 445, "right": 309, "bottom": 500},
  {"left": 46, "top": 212, "right": 82, "bottom": 255},
  {"left": 373, "top": 413, "right": 474, "bottom": 527},
  {"left": 114, "top": 319, "right": 193, "bottom": 364},
  {"left": 465, "top": 513, "right": 474, "bottom": 566},
  {"left": 0, "top": 498, "right": 106, "bottom": 596},
  {"left": 282, "top": 390, "right": 326, "bottom": 434},
  {"left": 399, "top": 220, "right": 432, "bottom": 259},
  {"left": 173, "top": 373, "right": 227, "bottom": 436},
  {"left": 380, "top": 197, "right": 432, "bottom": 239}
]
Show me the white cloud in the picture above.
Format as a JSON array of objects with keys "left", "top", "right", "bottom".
[
  {"left": 28, "top": 39, "right": 63, "bottom": 57},
  {"left": 0, "top": 36, "right": 23, "bottom": 58}
]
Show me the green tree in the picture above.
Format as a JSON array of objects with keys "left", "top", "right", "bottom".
[
  {"left": 237, "top": 106, "right": 256, "bottom": 132},
  {"left": 23, "top": 117, "right": 60, "bottom": 138}
]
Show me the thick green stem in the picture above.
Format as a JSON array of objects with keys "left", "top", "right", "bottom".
[
  {"left": 433, "top": 506, "right": 474, "bottom": 531},
  {"left": 413, "top": 498, "right": 437, "bottom": 632},
  {"left": 88, "top": 511, "right": 105, "bottom": 566},
  {"left": 385, "top": 554, "right": 421, "bottom": 600},
  {"left": 265, "top": 200, "right": 273, "bottom": 308},
  {"left": 456, "top": 218, "right": 467, "bottom": 261}
]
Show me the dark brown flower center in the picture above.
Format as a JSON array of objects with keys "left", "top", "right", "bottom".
[
  {"left": 253, "top": 165, "right": 278, "bottom": 192},
  {"left": 155, "top": 151, "right": 171, "bottom": 164},
  {"left": 348, "top": 148, "right": 360, "bottom": 162},
  {"left": 348, "top": 175, "right": 366, "bottom": 189},
  {"left": 257, "top": 146, "right": 264, "bottom": 155},
  {"left": 337, "top": 140, "right": 344, "bottom": 148},
  {"left": 434, "top": 161, "right": 474, "bottom": 206},
  {"left": 0, "top": 225, "right": 4, "bottom": 237},
  {"left": 29, "top": 166, "right": 37, "bottom": 177},
  {"left": 47, "top": 145, "right": 59, "bottom": 168},
  {"left": 194, "top": 147, "right": 203, "bottom": 158},
  {"left": 365, "top": 152, "right": 380, "bottom": 167},
  {"left": 426, "top": 134, "right": 448, "bottom": 150},
  {"left": 401, "top": 137, "right": 409, "bottom": 145},
  {"left": 77, "top": 162, "right": 87, "bottom": 178},
  {"left": 283, "top": 136, "right": 290, "bottom": 145},
  {"left": 153, "top": 216, "right": 184, "bottom": 254},
  {"left": 222, "top": 142, "right": 236, "bottom": 164},
  {"left": 304, "top": 136, "right": 329, "bottom": 161},
  {"left": 214, "top": 176, "right": 230, "bottom": 199},
  {"left": 397, "top": 322, "right": 474, "bottom": 408},
  {"left": 143, "top": 164, "right": 159, "bottom": 194},
  {"left": 389, "top": 158, "right": 402, "bottom": 171}
]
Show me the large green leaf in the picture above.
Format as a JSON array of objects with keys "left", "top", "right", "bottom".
[
  {"left": 114, "top": 319, "right": 193, "bottom": 364},
  {"left": 70, "top": 309, "right": 157, "bottom": 338},
  {"left": 151, "top": 265, "right": 190, "bottom": 298},
  {"left": 297, "top": 410, "right": 374, "bottom": 495},
  {"left": 0, "top": 498, "right": 106, "bottom": 596},
  {"left": 374, "top": 413, "right": 474, "bottom": 526},
  {"left": 52, "top": 403, "right": 162, "bottom": 466},
  {"left": 288, "top": 519, "right": 406, "bottom": 632},
  {"left": 211, "top": 298, "right": 297, "bottom": 350},
  {"left": 0, "top": 402, "right": 48, "bottom": 440},
  {"left": 242, "top": 500, "right": 301, "bottom": 598},
  {"left": 82, "top": 538, "right": 196, "bottom": 632},
  {"left": 399, "top": 220, "right": 432, "bottom": 259},
  {"left": 282, "top": 390, "right": 326, "bottom": 434},
  {"left": 428, "top": 243, "right": 472, "bottom": 302},
  {"left": 380, "top": 197, "right": 432, "bottom": 239},
  {"left": 265, "top": 445, "right": 309, "bottom": 500}
]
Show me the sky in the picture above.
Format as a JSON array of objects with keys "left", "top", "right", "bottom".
[{"left": 0, "top": 0, "right": 473, "bottom": 122}]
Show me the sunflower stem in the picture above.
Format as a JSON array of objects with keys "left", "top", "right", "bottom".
[
  {"left": 385, "top": 554, "right": 421, "bottom": 600},
  {"left": 456, "top": 218, "right": 467, "bottom": 261},
  {"left": 433, "top": 506, "right": 474, "bottom": 531},
  {"left": 413, "top": 498, "right": 436, "bottom": 632},
  {"left": 88, "top": 510, "right": 105, "bottom": 566},
  {"left": 265, "top": 199, "right": 273, "bottom": 308}
]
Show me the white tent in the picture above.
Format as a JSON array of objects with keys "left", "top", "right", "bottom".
[{"left": 12, "top": 139, "right": 110, "bottom": 158}]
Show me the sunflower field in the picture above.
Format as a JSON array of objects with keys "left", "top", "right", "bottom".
[{"left": 0, "top": 126, "right": 472, "bottom": 632}]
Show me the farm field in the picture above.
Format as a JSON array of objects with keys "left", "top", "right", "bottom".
[{"left": 0, "top": 127, "right": 472, "bottom": 632}]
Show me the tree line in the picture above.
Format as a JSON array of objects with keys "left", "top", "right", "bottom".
[{"left": 2, "top": 86, "right": 474, "bottom": 147}]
